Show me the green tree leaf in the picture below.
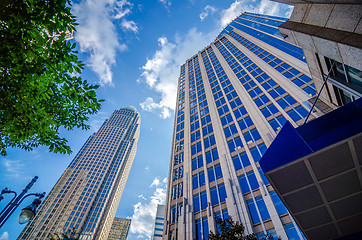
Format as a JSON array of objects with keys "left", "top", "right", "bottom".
[{"left": 0, "top": 0, "right": 104, "bottom": 156}]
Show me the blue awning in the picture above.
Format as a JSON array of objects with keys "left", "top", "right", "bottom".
[{"left": 260, "top": 98, "right": 362, "bottom": 173}]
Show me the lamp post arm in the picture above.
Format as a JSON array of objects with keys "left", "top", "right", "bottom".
[
  {"left": 0, "top": 189, "right": 18, "bottom": 216},
  {"left": 0, "top": 192, "right": 45, "bottom": 229},
  {"left": 0, "top": 177, "right": 39, "bottom": 229}
]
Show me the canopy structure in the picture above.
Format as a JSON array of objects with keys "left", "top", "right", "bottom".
[{"left": 260, "top": 98, "right": 362, "bottom": 240}]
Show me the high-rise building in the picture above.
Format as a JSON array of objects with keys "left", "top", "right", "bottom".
[
  {"left": 107, "top": 217, "right": 131, "bottom": 240},
  {"left": 164, "top": 12, "right": 334, "bottom": 240},
  {"left": 152, "top": 205, "right": 165, "bottom": 240},
  {"left": 18, "top": 107, "right": 140, "bottom": 240}
]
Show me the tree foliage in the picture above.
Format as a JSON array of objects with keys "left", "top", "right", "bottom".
[
  {"left": 208, "top": 217, "right": 280, "bottom": 240},
  {"left": 0, "top": 0, "right": 103, "bottom": 156},
  {"left": 208, "top": 217, "right": 257, "bottom": 240}
]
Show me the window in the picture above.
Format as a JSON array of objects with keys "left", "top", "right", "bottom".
[
  {"left": 200, "top": 191, "right": 207, "bottom": 210},
  {"left": 238, "top": 171, "right": 259, "bottom": 193},
  {"left": 193, "top": 174, "right": 199, "bottom": 190},
  {"left": 195, "top": 218, "right": 202, "bottom": 240},
  {"left": 256, "top": 196, "right": 270, "bottom": 221},
  {"left": 208, "top": 164, "right": 223, "bottom": 183},
  {"left": 193, "top": 194, "right": 200, "bottom": 212},
  {"left": 218, "top": 183, "right": 227, "bottom": 203},
  {"left": 247, "top": 196, "right": 270, "bottom": 224},
  {"left": 210, "top": 187, "right": 219, "bottom": 206},
  {"left": 284, "top": 223, "right": 303, "bottom": 240},
  {"left": 270, "top": 191, "right": 288, "bottom": 216},
  {"left": 202, "top": 217, "right": 209, "bottom": 239},
  {"left": 247, "top": 199, "right": 260, "bottom": 224},
  {"left": 232, "top": 152, "right": 250, "bottom": 171},
  {"left": 258, "top": 168, "right": 269, "bottom": 185}
]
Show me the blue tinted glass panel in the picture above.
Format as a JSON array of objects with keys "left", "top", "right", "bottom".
[
  {"left": 271, "top": 191, "right": 288, "bottom": 216},
  {"left": 210, "top": 187, "right": 219, "bottom": 205},
  {"left": 192, "top": 158, "right": 197, "bottom": 171},
  {"left": 238, "top": 174, "right": 250, "bottom": 193},
  {"left": 248, "top": 171, "right": 259, "bottom": 190},
  {"left": 240, "top": 152, "right": 251, "bottom": 167},
  {"left": 212, "top": 148, "right": 219, "bottom": 161},
  {"left": 232, "top": 155, "right": 242, "bottom": 171},
  {"left": 193, "top": 174, "right": 198, "bottom": 190},
  {"left": 203, "top": 217, "right": 209, "bottom": 239},
  {"left": 199, "top": 171, "right": 205, "bottom": 187},
  {"left": 198, "top": 155, "right": 203, "bottom": 168},
  {"left": 193, "top": 194, "right": 200, "bottom": 212},
  {"left": 208, "top": 168, "right": 215, "bottom": 182},
  {"left": 284, "top": 223, "right": 301, "bottom": 240},
  {"left": 258, "top": 168, "right": 269, "bottom": 185},
  {"left": 215, "top": 164, "right": 223, "bottom": 179},
  {"left": 247, "top": 199, "right": 260, "bottom": 224},
  {"left": 219, "top": 183, "right": 227, "bottom": 202},
  {"left": 256, "top": 196, "right": 270, "bottom": 221},
  {"left": 201, "top": 191, "right": 207, "bottom": 210}
]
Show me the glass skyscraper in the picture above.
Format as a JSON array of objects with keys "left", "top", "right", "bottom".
[
  {"left": 18, "top": 107, "right": 140, "bottom": 240},
  {"left": 164, "top": 12, "right": 333, "bottom": 240}
]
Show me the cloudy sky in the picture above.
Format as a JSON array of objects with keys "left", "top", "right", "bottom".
[{"left": 0, "top": 0, "right": 292, "bottom": 239}]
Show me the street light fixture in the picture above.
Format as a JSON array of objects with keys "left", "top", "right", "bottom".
[
  {"left": 0, "top": 176, "right": 45, "bottom": 228},
  {"left": 18, "top": 198, "right": 42, "bottom": 224}
]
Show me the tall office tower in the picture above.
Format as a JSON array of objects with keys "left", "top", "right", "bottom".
[
  {"left": 164, "top": 12, "right": 333, "bottom": 240},
  {"left": 107, "top": 218, "right": 131, "bottom": 240},
  {"left": 18, "top": 107, "right": 140, "bottom": 240},
  {"left": 152, "top": 205, "right": 166, "bottom": 240}
]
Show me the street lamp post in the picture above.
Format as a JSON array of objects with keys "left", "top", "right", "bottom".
[{"left": 0, "top": 176, "right": 46, "bottom": 228}]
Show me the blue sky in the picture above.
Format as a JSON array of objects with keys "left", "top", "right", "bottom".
[{"left": 0, "top": 1, "right": 292, "bottom": 239}]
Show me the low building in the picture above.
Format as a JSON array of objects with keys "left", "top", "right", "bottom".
[
  {"left": 108, "top": 218, "right": 131, "bottom": 240},
  {"left": 152, "top": 205, "right": 165, "bottom": 240}
]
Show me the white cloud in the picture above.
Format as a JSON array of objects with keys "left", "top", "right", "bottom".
[
  {"left": 121, "top": 19, "right": 138, "bottom": 32},
  {"left": 150, "top": 177, "right": 160, "bottom": 187},
  {"left": 0, "top": 232, "right": 9, "bottom": 240},
  {"left": 159, "top": 0, "right": 171, "bottom": 8},
  {"left": 138, "top": 28, "right": 216, "bottom": 119},
  {"left": 129, "top": 177, "right": 167, "bottom": 239},
  {"left": 258, "top": 0, "right": 289, "bottom": 17},
  {"left": 72, "top": 0, "right": 136, "bottom": 86},
  {"left": 139, "top": 0, "right": 291, "bottom": 119},
  {"left": 200, "top": 5, "right": 217, "bottom": 21},
  {"left": 138, "top": 194, "right": 147, "bottom": 200},
  {"left": 220, "top": 0, "right": 292, "bottom": 28},
  {"left": 220, "top": 0, "right": 254, "bottom": 28},
  {"left": 2, "top": 159, "right": 25, "bottom": 178}
]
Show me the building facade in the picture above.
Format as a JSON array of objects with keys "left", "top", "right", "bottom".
[
  {"left": 108, "top": 217, "right": 131, "bottom": 240},
  {"left": 257, "top": 2, "right": 362, "bottom": 239},
  {"left": 275, "top": 1, "right": 362, "bottom": 107},
  {"left": 18, "top": 107, "right": 140, "bottom": 240},
  {"left": 164, "top": 12, "right": 334, "bottom": 240},
  {"left": 153, "top": 205, "right": 166, "bottom": 240}
]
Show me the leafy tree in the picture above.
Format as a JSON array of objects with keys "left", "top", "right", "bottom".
[
  {"left": 0, "top": 0, "right": 103, "bottom": 156},
  {"left": 48, "top": 228, "right": 79, "bottom": 240},
  {"left": 208, "top": 217, "right": 280, "bottom": 240},
  {"left": 208, "top": 217, "right": 257, "bottom": 240}
]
